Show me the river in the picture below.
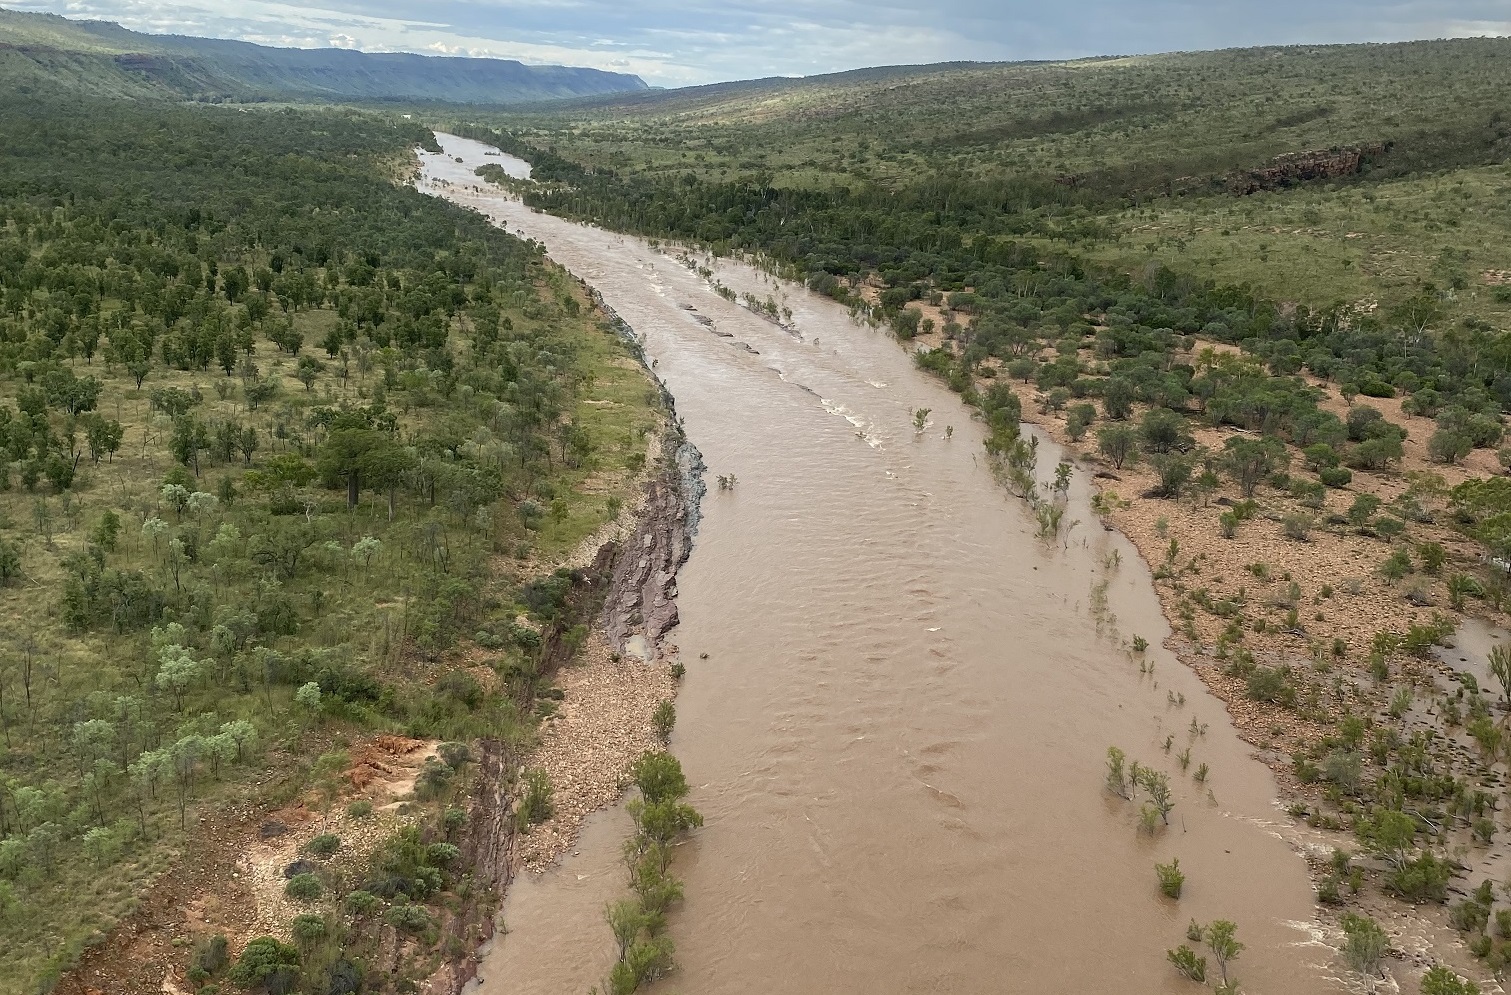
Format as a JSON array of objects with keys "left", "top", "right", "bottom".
[{"left": 417, "top": 134, "right": 1337, "bottom": 994}]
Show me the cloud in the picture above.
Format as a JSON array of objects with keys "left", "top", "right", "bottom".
[{"left": 8, "top": 0, "right": 1508, "bottom": 85}]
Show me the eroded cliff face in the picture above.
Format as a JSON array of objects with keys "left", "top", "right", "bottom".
[{"left": 1227, "top": 143, "right": 1390, "bottom": 194}]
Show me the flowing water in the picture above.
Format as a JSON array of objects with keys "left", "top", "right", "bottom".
[{"left": 419, "top": 135, "right": 1338, "bottom": 994}]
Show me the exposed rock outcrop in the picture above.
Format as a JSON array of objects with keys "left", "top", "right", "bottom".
[{"left": 1227, "top": 143, "right": 1390, "bottom": 195}]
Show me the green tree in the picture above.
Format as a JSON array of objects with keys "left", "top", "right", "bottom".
[
  {"left": 1097, "top": 424, "right": 1139, "bottom": 469},
  {"left": 1220, "top": 436, "right": 1287, "bottom": 498}
]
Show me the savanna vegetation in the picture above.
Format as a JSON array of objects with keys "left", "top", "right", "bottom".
[{"left": 0, "top": 92, "right": 661, "bottom": 993}]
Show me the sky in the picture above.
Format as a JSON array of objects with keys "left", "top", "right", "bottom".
[{"left": 8, "top": 0, "right": 1511, "bottom": 86}]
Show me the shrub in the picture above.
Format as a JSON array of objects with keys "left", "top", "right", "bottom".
[
  {"left": 1416, "top": 542, "right": 1446, "bottom": 574},
  {"left": 438, "top": 742, "right": 473, "bottom": 769},
  {"left": 1422, "top": 966, "right": 1483, "bottom": 995},
  {"left": 228, "top": 937, "right": 300, "bottom": 995},
  {"left": 345, "top": 801, "right": 374, "bottom": 819},
  {"left": 1246, "top": 666, "right": 1296, "bottom": 707},
  {"left": 1319, "top": 466, "right": 1352, "bottom": 488},
  {"left": 192, "top": 934, "right": 230, "bottom": 977},
  {"left": 1381, "top": 549, "right": 1413, "bottom": 581},
  {"left": 285, "top": 873, "right": 322, "bottom": 901},
  {"left": 1167, "top": 945, "right": 1207, "bottom": 983},
  {"left": 517, "top": 768, "right": 553, "bottom": 827},
  {"left": 343, "top": 890, "right": 379, "bottom": 917},
  {"left": 290, "top": 914, "right": 327, "bottom": 948},
  {"left": 1388, "top": 851, "right": 1451, "bottom": 903},
  {"left": 652, "top": 700, "right": 676, "bottom": 743},
  {"left": 1347, "top": 493, "right": 1382, "bottom": 525},
  {"left": 426, "top": 842, "right": 460, "bottom": 866},
  {"left": 1450, "top": 898, "right": 1490, "bottom": 934},
  {"left": 1281, "top": 513, "right": 1313, "bottom": 541},
  {"left": 384, "top": 900, "right": 432, "bottom": 933},
  {"left": 1156, "top": 858, "right": 1185, "bottom": 899},
  {"left": 1340, "top": 913, "right": 1388, "bottom": 979},
  {"left": 303, "top": 834, "right": 340, "bottom": 859}
]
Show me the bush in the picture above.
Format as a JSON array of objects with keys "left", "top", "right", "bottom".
[
  {"left": 426, "top": 842, "right": 460, "bottom": 866},
  {"left": 1381, "top": 549, "right": 1414, "bottom": 581},
  {"left": 1156, "top": 858, "right": 1185, "bottom": 899},
  {"left": 1416, "top": 542, "right": 1446, "bottom": 574},
  {"left": 384, "top": 900, "right": 432, "bottom": 933},
  {"left": 1388, "top": 851, "right": 1452, "bottom": 903},
  {"left": 290, "top": 914, "right": 328, "bottom": 947},
  {"left": 517, "top": 768, "right": 553, "bottom": 827},
  {"left": 303, "top": 834, "right": 340, "bottom": 859},
  {"left": 228, "top": 938, "right": 300, "bottom": 995},
  {"left": 1450, "top": 898, "right": 1490, "bottom": 934},
  {"left": 1319, "top": 466, "right": 1352, "bottom": 488},
  {"left": 343, "top": 890, "right": 379, "bottom": 917},
  {"left": 345, "top": 801, "right": 374, "bottom": 819},
  {"left": 1281, "top": 513, "right": 1313, "bottom": 541},
  {"left": 1429, "top": 430, "right": 1473, "bottom": 465},
  {"left": 1347, "top": 493, "right": 1382, "bottom": 525},
  {"left": 285, "top": 873, "right": 322, "bottom": 902},
  {"left": 1246, "top": 666, "right": 1296, "bottom": 707},
  {"left": 438, "top": 742, "right": 472, "bottom": 769},
  {"left": 192, "top": 934, "right": 230, "bottom": 977},
  {"left": 1167, "top": 945, "right": 1207, "bottom": 983},
  {"left": 652, "top": 700, "right": 676, "bottom": 743}
]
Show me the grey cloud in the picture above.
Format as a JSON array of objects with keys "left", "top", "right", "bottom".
[{"left": 10, "top": 0, "right": 1509, "bottom": 85}]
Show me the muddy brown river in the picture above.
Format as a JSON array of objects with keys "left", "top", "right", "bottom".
[{"left": 419, "top": 135, "right": 1339, "bottom": 994}]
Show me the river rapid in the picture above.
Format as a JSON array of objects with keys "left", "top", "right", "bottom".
[{"left": 418, "top": 135, "right": 1338, "bottom": 994}]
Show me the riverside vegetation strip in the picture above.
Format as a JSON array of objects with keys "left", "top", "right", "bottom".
[
  {"left": 0, "top": 93, "right": 674, "bottom": 995},
  {"left": 456, "top": 41, "right": 1511, "bottom": 990}
]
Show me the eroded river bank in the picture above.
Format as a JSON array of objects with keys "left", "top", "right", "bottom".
[{"left": 418, "top": 135, "right": 1336, "bottom": 994}]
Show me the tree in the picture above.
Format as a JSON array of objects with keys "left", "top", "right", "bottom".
[
  {"left": 1220, "top": 436, "right": 1287, "bottom": 498},
  {"left": 1149, "top": 452, "right": 1195, "bottom": 499},
  {"left": 1138, "top": 408, "right": 1191, "bottom": 455},
  {"left": 1204, "top": 920, "right": 1243, "bottom": 989},
  {"left": 238, "top": 425, "right": 260, "bottom": 465},
  {"left": 318, "top": 428, "right": 383, "bottom": 508},
  {"left": 171, "top": 735, "right": 205, "bottom": 827},
  {"left": 156, "top": 646, "right": 201, "bottom": 711},
  {"left": 631, "top": 750, "right": 689, "bottom": 804},
  {"left": 0, "top": 539, "right": 19, "bottom": 585},
  {"left": 1428, "top": 429, "right": 1473, "bottom": 465},
  {"left": 1097, "top": 424, "right": 1139, "bottom": 469},
  {"left": 1101, "top": 377, "right": 1135, "bottom": 420},
  {"left": 170, "top": 417, "right": 209, "bottom": 476},
  {"left": 1490, "top": 645, "right": 1511, "bottom": 704},
  {"left": 295, "top": 681, "right": 322, "bottom": 726},
  {"left": 1340, "top": 913, "right": 1388, "bottom": 987},
  {"left": 1421, "top": 966, "right": 1481, "bottom": 995},
  {"left": 1358, "top": 809, "right": 1416, "bottom": 870},
  {"left": 295, "top": 356, "right": 324, "bottom": 392},
  {"left": 83, "top": 414, "right": 124, "bottom": 463}
]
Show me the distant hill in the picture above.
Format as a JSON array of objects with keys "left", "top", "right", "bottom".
[{"left": 0, "top": 7, "right": 647, "bottom": 103}]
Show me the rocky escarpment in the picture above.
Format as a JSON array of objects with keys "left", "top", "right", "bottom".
[{"left": 1227, "top": 142, "right": 1390, "bottom": 194}]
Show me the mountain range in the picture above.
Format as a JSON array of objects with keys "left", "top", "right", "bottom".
[{"left": 0, "top": 7, "right": 647, "bottom": 104}]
